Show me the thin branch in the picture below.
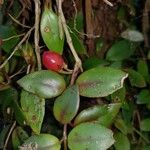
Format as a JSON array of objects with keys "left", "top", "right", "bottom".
[
  {"left": 3, "top": 33, "right": 25, "bottom": 41},
  {"left": 133, "top": 128, "right": 150, "bottom": 144},
  {"left": 9, "top": 66, "right": 25, "bottom": 79},
  {"left": 0, "top": 0, "right": 4, "bottom": 5},
  {"left": 63, "top": 124, "right": 67, "bottom": 150},
  {"left": 3, "top": 121, "right": 16, "bottom": 150},
  {"left": 34, "top": 0, "right": 41, "bottom": 70},
  {"left": 56, "top": 0, "right": 64, "bottom": 39},
  {"left": 142, "top": 0, "right": 150, "bottom": 47},
  {"left": 0, "top": 27, "right": 34, "bottom": 69},
  {"left": 8, "top": 13, "right": 31, "bottom": 28},
  {"left": 103, "top": 0, "right": 113, "bottom": 7},
  {"left": 57, "top": 0, "right": 82, "bottom": 84},
  {"left": 85, "top": 0, "right": 95, "bottom": 56},
  {"left": 72, "top": 0, "right": 100, "bottom": 38}
]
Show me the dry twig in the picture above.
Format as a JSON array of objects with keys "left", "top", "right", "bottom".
[
  {"left": 34, "top": 0, "right": 42, "bottom": 70},
  {"left": 103, "top": 0, "right": 113, "bottom": 7},
  {"left": 8, "top": 13, "right": 31, "bottom": 28},
  {"left": 3, "top": 33, "right": 25, "bottom": 41},
  {"left": 56, "top": 0, "right": 82, "bottom": 85},
  {"left": 3, "top": 121, "right": 16, "bottom": 150},
  {"left": 0, "top": 27, "right": 34, "bottom": 69}
]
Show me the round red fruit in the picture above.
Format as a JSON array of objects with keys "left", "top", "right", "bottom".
[{"left": 42, "top": 51, "right": 64, "bottom": 72}]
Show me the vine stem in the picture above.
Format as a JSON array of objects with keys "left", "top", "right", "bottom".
[
  {"left": 3, "top": 33, "right": 25, "bottom": 41},
  {"left": 8, "top": 13, "right": 31, "bottom": 28},
  {"left": 103, "top": 0, "right": 113, "bottom": 7},
  {"left": 133, "top": 127, "right": 150, "bottom": 144},
  {"left": 34, "top": 0, "right": 42, "bottom": 71},
  {"left": 0, "top": 27, "right": 34, "bottom": 69},
  {"left": 3, "top": 121, "right": 16, "bottom": 150},
  {"left": 56, "top": 0, "right": 83, "bottom": 84},
  {"left": 63, "top": 124, "right": 68, "bottom": 150}
]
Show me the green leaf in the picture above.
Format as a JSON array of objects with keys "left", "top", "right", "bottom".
[
  {"left": 0, "top": 25, "right": 20, "bottom": 55},
  {"left": 69, "top": 30, "right": 87, "bottom": 55},
  {"left": 114, "top": 132, "right": 130, "bottom": 150},
  {"left": 106, "top": 40, "right": 134, "bottom": 61},
  {"left": 110, "top": 61, "right": 122, "bottom": 69},
  {"left": 83, "top": 57, "right": 109, "bottom": 70},
  {"left": 20, "top": 90, "right": 45, "bottom": 134},
  {"left": 17, "top": 70, "right": 66, "bottom": 99},
  {"left": 97, "top": 103, "right": 121, "bottom": 127},
  {"left": 140, "top": 118, "right": 150, "bottom": 131},
  {"left": 127, "top": 69, "right": 146, "bottom": 88},
  {"left": 111, "top": 87, "right": 126, "bottom": 102},
  {"left": 22, "top": 134, "right": 61, "bottom": 150},
  {"left": 114, "top": 118, "right": 129, "bottom": 135},
  {"left": 12, "top": 127, "right": 29, "bottom": 150},
  {"left": 68, "top": 123, "right": 115, "bottom": 150},
  {"left": 143, "top": 145, "right": 150, "bottom": 150},
  {"left": 96, "top": 38, "right": 104, "bottom": 52},
  {"left": 137, "top": 60, "right": 149, "bottom": 78},
  {"left": 68, "top": 11, "right": 84, "bottom": 31},
  {"left": 76, "top": 67, "right": 128, "bottom": 97},
  {"left": 121, "top": 29, "right": 144, "bottom": 42},
  {"left": 0, "top": 87, "right": 25, "bottom": 125},
  {"left": 0, "top": 125, "right": 10, "bottom": 149},
  {"left": 40, "top": 7, "right": 64, "bottom": 54},
  {"left": 117, "top": 6, "right": 126, "bottom": 21},
  {"left": 53, "top": 85, "right": 80, "bottom": 124},
  {"left": 137, "top": 89, "right": 150, "bottom": 104},
  {"left": 74, "top": 105, "right": 108, "bottom": 126}
]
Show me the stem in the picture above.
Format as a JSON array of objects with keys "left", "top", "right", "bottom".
[
  {"left": 45, "top": 0, "right": 52, "bottom": 9},
  {"left": 63, "top": 124, "right": 68, "bottom": 150},
  {"left": 57, "top": 0, "right": 83, "bottom": 84},
  {"left": 9, "top": 66, "right": 25, "bottom": 79},
  {"left": 72, "top": 0, "right": 100, "bottom": 39},
  {"left": 3, "top": 121, "right": 16, "bottom": 150},
  {"left": 133, "top": 127, "right": 150, "bottom": 144},
  {"left": 8, "top": 13, "right": 31, "bottom": 28},
  {"left": 85, "top": 0, "right": 95, "bottom": 56},
  {"left": 0, "top": 27, "right": 34, "bottom": 69},
  {"left": 3, "top": 33, "right": 25, "bottom": 41},
  {"left": 103, "top": 0, "right": 113, "bottom": 7},
  {"left": 34, "top": 0, "right": 42, "bottom": 71}
]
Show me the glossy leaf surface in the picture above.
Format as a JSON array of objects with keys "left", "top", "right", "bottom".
[
  {"left": 40, "top": 7, "right": 64, "bottom": 54},
  {"left": 21, "top": 90, "right": 45, "bottom": 134},
  {"left": 137, "top": 89, "right": 150, "bottom": 104},
  {"left": 12, "top": 127, "right": 29, "bottom": 150},
  {"left": 111, "top": 87, "right": 126, "bottom": 102},
  {"left": 137, "top": 60, "right": 149, "bottom": 78},
  {"left": 76, "top": 67, "right": 128, "bottom": 97},
  {"left": 53, "top": 85, "right": 80, "bottom": 124},
  {"left": 128, "top": 69, "right": 146, "bottom": 88},
  {"left": 22, "top": 134, "right": 61, "bottom": 150},
  {"left": 114, "top": 118, "right": 129, "bottom": 135},
  {"left": 68, "top": 123, "right": 115, "bottom": 150},
  {"left": 74, "top": 105, "right": 108, "bottom": 125},
  {"left": 106, "top": 40, "right": 134, "bottom": 61},
  {"left": 17, "top": 70, "right": 66, "bottom": 99},
  {"left": 114, "top": 132, "right": 130, "bottom": 150},
  {"left": 97, "top": 103, "right": 121, "bottom": 127}
]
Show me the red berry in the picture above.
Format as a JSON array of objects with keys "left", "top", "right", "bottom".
[{"left": 42, "top": 51, "right": 64, "bottom": 72}]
